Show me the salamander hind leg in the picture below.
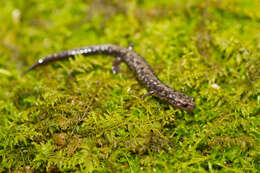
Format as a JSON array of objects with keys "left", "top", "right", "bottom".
[{"left": 112, "top": 57, "right": 123, "bottom": 74}]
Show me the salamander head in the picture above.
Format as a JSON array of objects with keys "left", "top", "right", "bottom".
[
  {"left": 174, "top": 95, "right": 195, "bottom": 111},
  {"left": 160, "top": 90, "right": 195, "bottom": 111}
]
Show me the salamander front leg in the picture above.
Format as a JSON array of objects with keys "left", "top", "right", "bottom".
[
  {"left": 141, "top": 90, "right": 155, "bottom": 99},
  {"left": 112, "top": 57, "right": 123, "bottom": 74},
  {"left": 111, "top": 43, "right": 133, "bottom": 74}
]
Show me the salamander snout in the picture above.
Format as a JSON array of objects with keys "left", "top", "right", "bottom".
[
  {"left": 166, "top": 92, "right": 195, "bottom": 111},
  {"left": 175, "top": 99, "right": 195, "bottom": 111}
]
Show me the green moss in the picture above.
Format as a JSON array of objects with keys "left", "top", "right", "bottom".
[{"left": 0, "top": 0, "right": 259, "bottom": 172}]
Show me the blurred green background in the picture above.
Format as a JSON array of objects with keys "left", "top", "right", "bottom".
[{"left": 0, "top": 0, "right": 259, "bottom": 172}]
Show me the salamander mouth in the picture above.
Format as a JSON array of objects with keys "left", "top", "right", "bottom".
[
  {"left": 177, "top": 102, "right": 195, "bottom": 111},
  {"left": 157, "top": 93, "right": 195, "bottom": 111}
]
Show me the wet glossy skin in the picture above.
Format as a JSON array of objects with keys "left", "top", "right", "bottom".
[{"left": 24, "top": 44, "right": 195, "bottom": 111}]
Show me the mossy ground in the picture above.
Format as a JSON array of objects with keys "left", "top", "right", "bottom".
[{"left": 0, "top": 0, "right": 259, "bottom": 172}]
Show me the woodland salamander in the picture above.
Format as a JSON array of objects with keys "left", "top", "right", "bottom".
[{"left": 24, "top": 44, "right": 195, "bottom": 110}]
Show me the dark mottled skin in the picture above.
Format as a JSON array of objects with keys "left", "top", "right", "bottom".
[{"left": 24, "top": 44, "right": 195, "bottom": 110}]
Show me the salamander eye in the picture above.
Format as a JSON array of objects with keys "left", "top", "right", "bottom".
[{"left": 182, "top": 103, "right": 189, "bottom": 108}]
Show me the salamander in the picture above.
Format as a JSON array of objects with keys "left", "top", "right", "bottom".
[{"left": 24, "top": 44, "right": 195, "bottom": 110}]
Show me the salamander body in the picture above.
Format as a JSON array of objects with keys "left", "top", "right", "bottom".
[{"left": 25, "top": 44, "right": 195, "bottom": 110}]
